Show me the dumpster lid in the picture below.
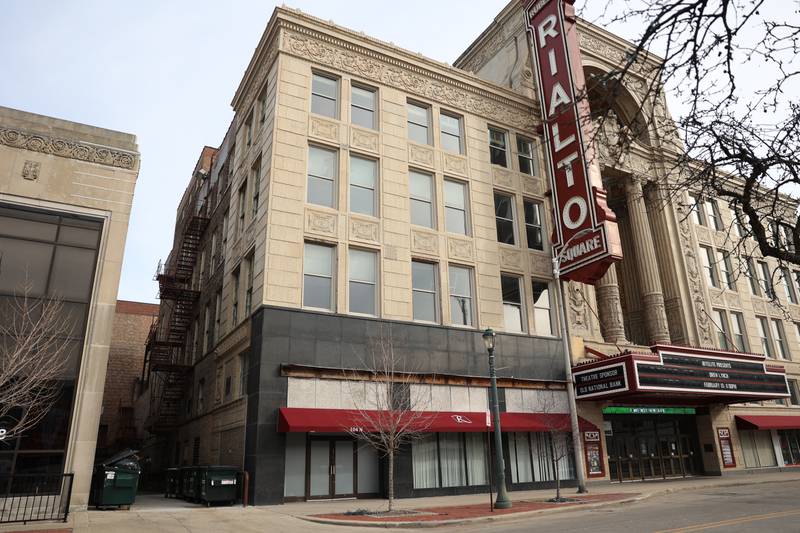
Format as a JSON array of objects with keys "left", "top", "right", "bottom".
[{"left": 99, "top": 448, "right": 139, "bottom": 467}]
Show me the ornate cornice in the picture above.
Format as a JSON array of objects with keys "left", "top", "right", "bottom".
[
  {"left": 456, "top": 10, "right": 525, "bottom": 75},
  {"left": 0, "top": 126, "right": 138, "bottom": 170},
  {"left": 279, "top": 23, "right": 537, "bottom": 132}
]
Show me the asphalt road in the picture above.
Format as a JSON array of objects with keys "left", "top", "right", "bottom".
[{"left": 448, "top": 480, "right": 800, "bottom": 533}]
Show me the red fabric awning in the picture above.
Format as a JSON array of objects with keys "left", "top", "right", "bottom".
[
  {"left": 736, "top": 415, "right": 800, "bottom": 430},
  {"left": 277, "top": 408, "right": 597, "bottom": 434}
]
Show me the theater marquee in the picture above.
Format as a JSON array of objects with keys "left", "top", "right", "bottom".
[{"left": 524, "top": 0, "right": 622, "bottom": 283}]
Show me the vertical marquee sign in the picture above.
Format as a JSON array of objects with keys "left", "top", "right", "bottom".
[{"left": 524, "top": 0, "right": 622, "bottom": 283}]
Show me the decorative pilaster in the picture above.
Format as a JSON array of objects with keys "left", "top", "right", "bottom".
[
  {"left": 625, "top": 176, "right": 671, "bottom": 344},
  {"left": 595, "top": 264, "right": 628, "bottom": 344}
]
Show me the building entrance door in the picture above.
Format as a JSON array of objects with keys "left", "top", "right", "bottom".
[{"left": 308, "top": 437, "right": 355, "bottom": 499}]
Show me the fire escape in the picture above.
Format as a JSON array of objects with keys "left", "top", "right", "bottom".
[{"left": 143, "top": 185, "right": 209, "bottom": 432}]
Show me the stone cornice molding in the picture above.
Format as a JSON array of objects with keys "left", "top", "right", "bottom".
[
  {"left": 0, "top": 126, "right": 138, "bottom": 170},
  {"left": 455, "top": 7, "right": 525, "bottom": 75},
  {"left": 279, "top": 22, "right": 537, "bottom": 131}
]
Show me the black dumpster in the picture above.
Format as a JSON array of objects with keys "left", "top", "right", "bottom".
[
  {"left": 165, "top": 468, "right": 179, "bottom": 498},
  {"left": 198, "top": 466, "right": 239, "bottom": 506},
  {"left": 89, "top": 449, "right": 141, "bottom": 509},
  {"left": 181, "top": 466, "right": 200, "bottom": 502}
]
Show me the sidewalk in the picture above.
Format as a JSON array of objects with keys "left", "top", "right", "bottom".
[{"left": 4, "top": 470, "right": 800, "bottom": 532}]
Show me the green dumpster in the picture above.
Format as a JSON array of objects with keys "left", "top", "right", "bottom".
[
  {"left": 165, "top": 468, "right": 179, "bottom": 498},
  {"left": 199, "top": 466, "right": 239, "bottom": 506},
  {"left": 181, "top": 466, "right": 200, "bottom": 502},
  {"left": 90, "top": 449, "right": 141, "bottom": 509}
]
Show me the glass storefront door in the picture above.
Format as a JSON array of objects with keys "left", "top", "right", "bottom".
[{"left": 307, "top": 437, "right": 356, "bottom": 499}]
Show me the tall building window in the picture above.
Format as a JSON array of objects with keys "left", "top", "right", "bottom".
[
  {"left": 231, "top": 267, "right": 240, "bottom": 325},
  {"left": 412, "top": 260, "right": 438, "bottom": 323},
  {"left": 772, "top": 319, "right": 790, "bottom": 360},
  {"left": 350, "top": 155, "right": 377, "bottom": 217},
  {"left": 251, "top": 157, "right": 261, "bottom": 218},
  {"left": 203, "top": 302, "right": 211, "bottom": 354},
  {"left": 729, "top": 203, "right": 745, "bottom": 237},
  {"left": 494, "top": 193, "right": 516, "bottom": 245},
  {"left": 214, "top": 290, "right": 222, "bottom": 345},
  {"left": 258, "top": 82, "right": 269, "bottom": 125},
  {"left": 758, "top": 260, "right": 774, "bottom": 298},
  {"left": 789, "top": 379, "right": 800, "bottom": 406},
  {"left": 222, "top": 209, "right": 229, "bottom": 248},
  {"left": 449, "top": 265, "right": 474, "bottom": 326},
  {"left": 705, "top": 199, "right": 723, "bottom": 230},
  {"left": 409, "top": 170, "right": 434, "bottom": 228},
  {"left": 700, "top": 246, "right": 719, "bottom": 288},
  {"left": 689, "top": 194, "right": 706, "bottom": 226},
  {"left": 444, "top": 179, "right": 469, "bottom": 235},
  {"left": 307, "top": 145, "right": 337, "bottom": 208},
  {"left": 782, "top": 267, "right": 798, "bottom": 304},
  {"left": 244, "top": 112, "right": 253, "bottom": 147},
  {"left": 349, "top": 248, "right": 377, "bottom": 316},
  {"left": 488, "top": 127, "right": 508, "bottom": 167},
  {"left": 517, "top": 137, "right": 537, "bottom": 175},
  {"left": 756, "top": 316, "right": 774, "bottom": 358},
  {"left": 303, "top": 242, "right": 335, "bottom": 311},
  {"left": 351, "top": 84, "right": 377, "bottom": 129},
  {"left": 524, "top": 200, "right": 544, "bottom": 251},
  {"left": 713, "top": 309, "right": 730, "bottom": 350},
  {"left": 407, "top": 101, "right": 431, "bottom": 145},
  {"left": 239, "top": 352, "right": 248, "bottom": 398},
  {"left": 746, "top": 258, "right": 760, "bottom": 296},
  {"left": 531, "top": 280, "right": 554, "bottom": 335},
  {"left": 717, "top": 250, "right": 735, "bottom": 290},
  {"left": 311, "top": 72, "right": 338, "bottom": 118},
  {"left": 731, "top": 311, "right": 747, "bottom": 352},
  {"left": 237, "top": 181, "right": 247, "bottom": 233},
  {"left": 245, "top": 252, "right": 254, "bottom": 314},
  {"left": 439, "top": 112, "right": 463, "bottom": 154},
  {"left": 501, "top": 275, "right": 525, "bottom": 333}
]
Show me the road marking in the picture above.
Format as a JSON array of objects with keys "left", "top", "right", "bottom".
[{"left": 654, "top": 509, "right": 800, "bottom": 532}]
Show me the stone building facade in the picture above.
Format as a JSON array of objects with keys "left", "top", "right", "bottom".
[
  {"left": 139, "top": 1, "right": 800, "bottom": 505},
  {"left": 0, "top": 106, "right": 140, "bottom": 508}
]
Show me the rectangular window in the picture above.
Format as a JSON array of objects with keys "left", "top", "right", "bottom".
[
  {"left": 524, "top": 200, "right": 544, "bottom": 251},
  {"left": 531, "top": 280, "right": 554, "bottom": 335},
  {"left": 407, "top": 101, "right": 431, "bottom": 145},
  {"left": 237, "top": 182, "right": 247, "bottom": 233},
  {"left": 501, "top": 275, "right": 525, "bottom": 333},
  {"left": 494, "top": 193, "right": 516, "bottom": 245},
  {"left": 214, "top": 290, "right": 222, "bottom": 345},
  {"left": 746, "top": 258, "right": 761, "bottom": 296},
  {"left": 439, "top": 112, "right": 463, "bottom": 154},
  {"left": 304, "top": 243, "right": 335, "bottom": 311},
  {"left": 713, "top": 309, "right": 730, "bottom": 350},
  {"left": 731, "top": 311, "right": 747, "bottom": 352},
  {"left": 756, "top": 316, "right": 774, "bottom": 358},
  {"left": 758, "top": 261, "right": 774, "bottom": 298},
  {"left": 245, "top": 113, "right": 253, "bottom": 147},
  {"left": 700, "top": 246, "right": 719, "bottom": 288},
  {"left": 251, "top": 157, "right": 261, "bottom": 219},
  {"left": 351, "top": 84, "right": 376, "bottom": 129},
  {"left": 411, "top": 433, "right": 487, "bottom": 489},
  {"left": 705, "top": 199, "right": 723, "bottom": 230},
  {"left": 231, "top": 267, "right": 240, "bottom": 325},
  {"left": 790, "top": 380, "right": 800, "bottom": 406},
  {"left": 717, "top": 250, "right": 735, "bottom": 290},
  {"left": 409, "top": 170, "right": 434, "bottom": 228},
  {"left": 782, "top": 267, "right": 798, "bottom": 304},
  {"left": 350, "top": 155, "right": 377, "bottom": 216},
  {"left": 449, "top": 265, "right": 474, "bottom": 326},
  {"left": 307, "top": 145, "right": 337, "bottom": 208},
  {"left": 517, "top": 137, "right": 537, "bottom": 176},
  {"left": 412, "top": 260, "right": 438, "bottom": 323},
  {"left": 489, "top": 127, "right": 508, "bottom": 167},
  {"left": 203, "top": 302, "right": 211, "bottom": 354},
  {"left": 772, "top": 319, "right": 790, "bottom": 360},
  {"left": 311, "top": 72, "right": 338, "bottom": 118},
  {"left": 258, "top": 83, "right": 269, "bottom": 124},
  {"left": 245, "top": 253, "right": 254, "bottom": 314},
  {"left": 444, "top": 179, "right": 469, "bottom": 235},
  {"left": 781, "top": 224, "right": 795, "bottom": 253},
  {"left": 690, "top": 194, "right": 706, "bottom": 226},
  {"left": 239, "top": 352, "right": 248, "bottom": 398},
  {"left": 222, "top": 210, "right": 229, "bottom": 247},
  {"left": 729, "top": 204, "right": 745, "bottom": 237},
  {"left": 349, "top": 248, "right": 377, "bottom": 316}
]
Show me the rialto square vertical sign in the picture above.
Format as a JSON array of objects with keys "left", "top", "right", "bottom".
[{"left": 524, "top": 0, "right": 622, "bottom": 283}]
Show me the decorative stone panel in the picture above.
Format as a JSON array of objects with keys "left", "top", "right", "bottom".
[
  {"left": 522, "top": 176, "right": 545, "bottom": 197},
  {"left": 349, "top": 216, "right": 380, "bottom": 244},
  {"left": 492, "top": 167, "right": 516, "bottom": 191},
  {"left": 529, "top": 252, "right": 552, "bottom": 277},
  {"left": 350, "top": 127, "right": 379, "bottom": 154},
  {"left": 22, "top": 160, "right": 40, "bottom": 180},
  {"left": 305, "top": 208, "right": 337, "bottom": 237},
  {"left": 752, "top": 300, "right": 767, "bottom": 315},
  {"left": 411, "top": 228, "right": 439, "bottom": 256},
  {"left": 709, "top": 288, "right": 724, "bottom": 306},
  {"left": 499, "top": 246, "right": 523, "bottom": 272},
  {"left": 725, "top": 292, "right": 742, "bottom": 309},
  {"left": 694, "top": 225, "right": 712, "bottom": 245},
  {"left": 309, "top": 116, "right": 339, "bottom": 143},
  {"left": 408, "top": 143, "right": 435, "bottom": 169},
  {"left": 442, "top": 153, "right": 468, "bottom": 177},
  {"left": 447, "top": 237, "right": 474, "bottom": 261}
]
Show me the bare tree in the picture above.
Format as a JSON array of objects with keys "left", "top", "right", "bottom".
[
  {"left": 343, "top": 328, "right": 435, "bottom": 512},
  {"left": 0, "top": 283, "right": 72, "bottom": 443},
  {"left": 525, "top": 390, "right": 575, "bottom": 502}
]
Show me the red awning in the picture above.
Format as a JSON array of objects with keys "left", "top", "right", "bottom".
[
  {"left": 736, "top": 415, "right": 800, "bottom": 430},
  {"left": 278, "top": 408, "right": 597, "bottom": 434}
]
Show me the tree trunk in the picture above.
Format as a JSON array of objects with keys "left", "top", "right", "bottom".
[
  {"left": 550, "top": 434, "right": 560, "bottom": 500},
  {"left": 388, "top": 447, "right": 394, "bottom": 512}
]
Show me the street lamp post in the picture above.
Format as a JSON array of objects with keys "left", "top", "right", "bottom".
[
  {"left": 552, "top": 227, "right": 595, "bottom": 494},
  {"left": 483, "top": 328, "right": 512, "bottom": 509}
]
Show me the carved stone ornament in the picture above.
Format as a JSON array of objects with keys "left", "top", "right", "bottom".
[
  {"left": 309, "top": 117, "right": 339, "bottom": 142},
  {"left": 458, "top": 10, "right": 524, "bottom": 74},
  {"left": 408, "top": 144, "right": 434, "bottom": 168},
  {"left": 675, "top": 203, "right": 713, "bottom": 346},
  {"left": 282, "top": 30, "right": 536, "bottom": 131},
  {"left": 22, "top": 160, "right": 40, "bottom": 180},
  {"left": 529, "top": 252, "right": 552, "bottom": 277},
  {"left": 443, "top": 153, "right": 468, "bottom": 176},
  {"left": 447, "top": 237, "right": 474, "bottom": 261},
  {"left": 0, "top": 127, "right": 137, "bottom": 170},
  {"left": 522, "top": 177, "right": 543, "bottom": 196},
  {"left": 578, "top": 31, "right": 649, "bottom": 78},
  {"left": 567, "top": 281, "right": 589, "bottom": 333},
  {"left": 305, "top": 208, "right": 337, "bottom": 236},
  {"left": 350, "top": 218, "right": 379, "bottom": 243},
  {"left": 492, "top": 167, "right": 516, "bottom": 190},
  {"left": 411, "top": 229, "right": 438, "bottom": 255},
  {"left": 725, "top": 292, "right": 742, "bottom": 309},
  {"left": 350, "top": 128, "right": 379, "bottom": 153},
  {"left": 499, "top": 247, "right": 522, "bottom": 271}
]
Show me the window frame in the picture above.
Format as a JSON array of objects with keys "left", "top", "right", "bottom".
[
  {"left": 531, "top": 278, "right": 555, "bottom": 336},
  {"left": 731, "top": 311, "right": 748, "bottom": 352},
  {"left": 311, "top": 71, "right": 339, "bottom": 119},
  {"left": 407, "top": 100, "right": 432, "bottom": 145},
  {"left": 443, "top": 178, "right": 470, "bottom": 236},
  {"left": 772, "top": 318, "right": 790, "bottom": 360},
  {"left": 350, "top": 82, "right": 377, "bottom": 130},
  {"left": 716, "top": 249, "right": 735, "bottom": 290},
  {"left": 758, "top": 260, "right": 774, "bottom": 298},
  {"left": 448, "top": 264, "right": 475, "bottom": 327},
  {"left": 349, "top": 153, "right": 378, "bottom": 217},
  {"left": 348, "top": 247, "right": 378, "bottom": 317},
  {"left": 713, "top": 308, "right": 731, "bottom": 350},
  {"left": 412, "top": 260, "right": 440, "bottom": 324},
  {"left": 689, "top": 194, "right": 706, "bottom": 226},
  {"left": 245, "top": 252, "right": 255, "bottom": 315},
  {"left": 251, "top": 157, "right": 261, "bottom": 219},
  {"left": 756, "top": 315, "right": 775, "bottom": 358},
  {"left": 516, "top": 136, "right": 537, "bottom": 176},
  {"left": 488, "top": 127, "right": 508, "bottom": 167},
  {"left": 501, "top": 274, "right": 526, "bottom": 333},
  {"left": 409, "top": 169, "right": 435, "bottom": 229},
  {"left": 237, "top": 181, "right": 247, "bottom": 233},
  {"left": 307, "top": 144, "right": 339, "bottom": 209},
  {"left": 303, "top": 242, "right": 336, "bottom": 312},
  {"left": 523, "top": 199, "right": 545, "bottom": 251},
  {"left": 231, "top": 267, "right": 241, "bottom": 326},
  {"left": 494, "top": 192, "right": 517, "bottom": 246},
  {"left": 439, "top": 110, "right": 464, "bottom": 154},
  {"left": 781, "top": 267, "right": 798, "bottom": 304},
  {"left": 700, "top": 245, "right": 719, "bottom": 288}
]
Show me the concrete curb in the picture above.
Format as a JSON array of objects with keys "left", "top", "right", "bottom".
[{"left": 296, "top": 476, "right": 800, "bottom": 529}]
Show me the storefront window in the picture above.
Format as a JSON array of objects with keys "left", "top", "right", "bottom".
[
  {"left": 411, "top": 433, "right": 487, "bottom": 489},
  {"left": 779, "top": 430, "right": 800, "bottom": 465},
  {"left": 508, "top": 431, "right": 575, "bottom": 484}
]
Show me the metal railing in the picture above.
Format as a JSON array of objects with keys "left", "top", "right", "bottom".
[{"left": 0, "top": 473, "right": 74, "bottom": 524}]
